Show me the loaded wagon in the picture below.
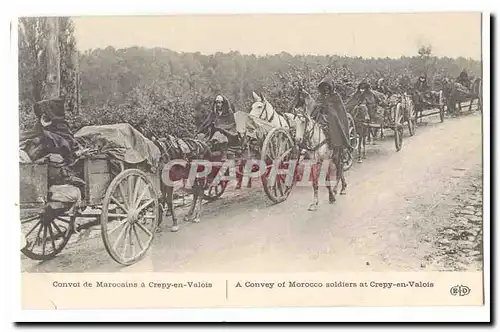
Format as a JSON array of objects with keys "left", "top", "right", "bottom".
[
  {"left": 20, "top": 123, "right": 162, "bottom": 266},
  {"left": 410, "top": 78, "right": 446, "bottom": 123},
  {"left": 203, "top": 111, "right": 299, "bottom": 204}
]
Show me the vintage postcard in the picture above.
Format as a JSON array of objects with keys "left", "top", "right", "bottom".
[{"left": 12, "top": 9, "right": 490, "bottom": 321}]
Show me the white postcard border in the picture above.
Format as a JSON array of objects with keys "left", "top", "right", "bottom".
[{"left": 3, "top": 0, "right": 493, "bottom": 324}]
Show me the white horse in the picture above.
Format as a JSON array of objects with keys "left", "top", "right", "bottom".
[
  {"left": 293, "top": 89, "right": 347, "bottom": 211},
  {"left": 249, "top": 91, "right": 291, "bottom": 129},
  {"left": 237, "top": 91, "right": 295, "bottom": 190}
]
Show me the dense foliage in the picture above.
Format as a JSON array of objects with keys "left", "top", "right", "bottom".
[
  {"left": 18, "top": 17, "right": 78, "bottom": 130},
  {"left": 18, "top": 18, "right": 482, "bottom": 139}
]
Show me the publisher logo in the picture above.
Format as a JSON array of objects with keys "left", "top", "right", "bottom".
[{"left": 450, "top": 285, "right": 471, "bottom": 297}]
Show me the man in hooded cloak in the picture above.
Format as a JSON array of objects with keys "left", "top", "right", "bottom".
[
  {"left": 311, "top": 76, "right": 352, "bottom": 150},
  {"left": 20, "top": 98, "right": 76, "bottom": 164},
  {"left": 198, "top": 95, "right": 237, "bottom": 138}
]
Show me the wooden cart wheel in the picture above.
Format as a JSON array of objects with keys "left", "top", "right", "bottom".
[
  {"left": 394, "top": 103, "right": 404, "bottom": 152},
  {"left": 406, "top": 96, "right": 416, "bottom": 137},
  {"left": 439, "top": 90, "right": 445, "bottom": 122},
  {"left": 342, "top": 113, "right": 357, "bottom": 172},
  {"left": 347, "top": 113, "right": 360, "bottom": 150},
  {"left": 101, "top": 169, "right": 160, "bottom": 266},
  {"left": 203, "top": 180, "right": 228, "bottom": 201},
  {"left": 21, "top": 210, "right": 74, "bottom": 260},
  {"left": 477, "top": 80, "right": 482, "bottom": 112},
  {"left": 261, "top": 128, "right": 298, "bottom": 204},
  {"left": 342, "top": 147, "right": 354, "bottom": 172}
]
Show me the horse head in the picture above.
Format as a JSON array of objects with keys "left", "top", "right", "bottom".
[
  {"left": 406, "top": 86, "right": 420, "bottom": 102},
  {"left": 345, "top": 88, "right": 369, "bottom": 111},
  {"left": 292, "top": 93, "right": 315, "bottom": 146},
  {"left": 351, "top": 104, "right": 370, "bottom": 123},
  {"left": 293, "top": 88, "right": 316, "bottom": 116},
  {"left": 250, "top": 91, "right": 275, "bottom": 121},
  {"left": 442, "top": 77, "right": 453, "bottom": 89},
  {"left": 292, "top": 105, "right": 308, "bottom": 146},
  {"left": 293, "top": 86, "right": 306, "bottom": 109}
]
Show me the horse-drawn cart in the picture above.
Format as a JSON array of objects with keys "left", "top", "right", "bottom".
[
  {"left": 203, "top": 111, "right": 299, "bottom": 204},
  {"left": 342, "top": 112, "right": 359, "bottom": 171},
  {"left": 442, "top": 78, "right": 482, "bottom": 116},
  {"left": 376, "top": 99, "right": 406, "bottom": 152},
  {"left": 346, "top": 89, "right": 410, "bottom": 159},
  {"left": 354, "top": 99, "right": 407, "bottom": 152},
  {"left": 400, "top": 92, "right": 417, "bottom": 137},
  {"left": 411, "top": 89, "right": 445, "bottom": 123},
  {"left": 20, "top": 124, "right": 162, "bottom": 266}
]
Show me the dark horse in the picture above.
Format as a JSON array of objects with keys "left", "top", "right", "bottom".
[
  {"left": 347, "top": 103, "right": 370, "bottom": 163},
  {"left": 442, "top": 77, "right": 482, "bottom": 115},
  {"left": 408, "top": 87, "right": 442, "bottom": 123},
  {"left": 343, "top": 87, "right": 385, "bottom": 163},
  {"left": 154, "top": 135, "right": 223, "bottom": 232}
]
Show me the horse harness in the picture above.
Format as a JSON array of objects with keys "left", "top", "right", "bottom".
[
  {"left": 155, "top": 135, "right": 211, "bottom": 163},
  {"left": 296, "top": 109, "right": 329, "bottom": 152},
  {"left": 258, "top": 99, "right": 290, "bottom": 128}
]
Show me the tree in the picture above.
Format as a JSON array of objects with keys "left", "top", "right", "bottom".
[
  {"left": 18, "top": 17, "right": 78, "bottom": 130},
  {"left": 18, "top": 17, "right": 48, "bottom": 103},
  {"left": 44, "top": 17, "right": 60, "bottom": 99},
  {"left": 71, "top": 45, "right": 481, "bottom": 137},
  {"left": 58, "top": 17, "right": 79, "bottom": 114},
  {"left": 417, "top": 44, "right": 433, "bottom": 77}
]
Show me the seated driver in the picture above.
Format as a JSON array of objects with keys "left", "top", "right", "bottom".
[
  {"left": 19, "top": 97, "right": 83, "bottom": 216},
  {"left": 197, "top": 95, "right": 238, "bottom": 151},
  {"left": 356, "top": 82, "right": 386, "bottom": 125},
  {"left": 414, "top": 75, "right": 433, "bottom": 104},
  {"left": 375, "top": 78, "right": 394, "bottom": 97},
  {"left": 457, "top": 69, "right": 471, "bottom": 89}
]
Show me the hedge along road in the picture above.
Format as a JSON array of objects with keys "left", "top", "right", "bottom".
[{"left": 21, "top": 109, "right": 483, "bottom": 273}]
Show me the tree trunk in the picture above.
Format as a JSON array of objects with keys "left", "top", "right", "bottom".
[
  {"left": 75, "top": 50, "right": 80, "bottom": 114},
  {"left": 44, "top": 17, "right": 60, "bottom": 99}
]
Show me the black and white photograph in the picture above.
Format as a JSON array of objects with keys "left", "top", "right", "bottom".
[{"left": 13, "top": 11, "right": 489, "bottom": 313}]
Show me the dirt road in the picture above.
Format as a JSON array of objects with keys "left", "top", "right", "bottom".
[{"left": 21, "top": 111, "right": 484, "bottom": 273}]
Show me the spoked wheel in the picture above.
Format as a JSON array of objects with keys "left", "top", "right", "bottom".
[
  {"left": 477, "top": 81, "right": 483, "bottom": 112},
  {"left": 342, "top": 148, "right": 354, "bottom": 171},
  {"left": 101, "top": 169, "right": 160, "bottom": 266},
  {"left": 406, "top": 97, "right": 416, "bottom": 136},
  {"left": 203, "top": 180, "right": 228, "bottom": 202},
  {"left": 394, "top": 103, "right": 404, "bottom": 152},
  {"left": 439, "top": 105, "right": 445, "bottom": 122},
  {"left": 343, "top": 114, "right": 357, "bottom": 172},
  {"left": 21, "top": 208, "right": 74, "bottom": 260},
  {"left": 261, "top": 128, "right": 298, "bottom": 204},
  {"left": 347, "top": 113, "right": 360, "bottom": 150},
  {"left": 439, "top": 90, "right": 445, "bottom": 122}
]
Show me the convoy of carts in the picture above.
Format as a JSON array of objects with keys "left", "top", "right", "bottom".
[{"left": 19, "top": 82, "right": 470, "bottom": 267}]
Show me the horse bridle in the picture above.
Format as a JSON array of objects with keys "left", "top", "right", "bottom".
[
  {"left": 256, "top": 93, "right": 275, "bottom": 122},
  {"left": 257, "top": 94, "right": 290, "bottom": 128},
  {"left": 294, "top": 106, "right": 327, "bottom": 151}
]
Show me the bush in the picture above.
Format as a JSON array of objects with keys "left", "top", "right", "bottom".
[
  {"left": 21, "top": 46, "right": 482, "bottom": 139},
  {"left": 19, "top": 100, "right": 36, "bottom": 132}
]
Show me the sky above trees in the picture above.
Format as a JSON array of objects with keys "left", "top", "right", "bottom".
[{"left": 72, "top": 13, "right": 482, "bottom": 60}]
